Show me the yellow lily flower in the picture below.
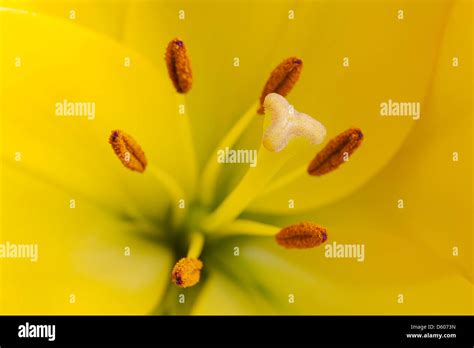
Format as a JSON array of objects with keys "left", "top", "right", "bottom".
[{"left": 0, "top": 0, "right": 471, "bottom": 315}]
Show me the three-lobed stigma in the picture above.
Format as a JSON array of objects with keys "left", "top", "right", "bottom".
[{"left": 262, "top": 93, "right": 326, "bottom": 152}]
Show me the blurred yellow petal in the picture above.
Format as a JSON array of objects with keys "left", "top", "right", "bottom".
[
  {"left": 1, "top": 10, "right": 196, "bottom": 216},
  {"left": 191, "top": 272, "right": 271, "bottom": 315},
  {"left": 205, "top": 239, "right": 471, "bottom": 314},
  {"left": 404, "top": 0, "right": 473, "bottom": 275},
  {"left": 1, "top": 165, "right": 172, "bottom": 314},
  {"left": 2, "top": 0, "right": 129, "bottom": 40}
]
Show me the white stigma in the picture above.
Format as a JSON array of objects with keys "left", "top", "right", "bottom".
[{"left": 262, "top": 93, "right": 326, "bottom": 152}]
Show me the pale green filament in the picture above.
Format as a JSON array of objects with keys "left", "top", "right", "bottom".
[
  {"left": 199, "top": 100, "right": 260, "bottom": 206},
  {"left": 201, "top": 143, "right": 293, "bottom": 232},
  {"left": 187, "top": 231, "right": 205, "bottom": 258},
  {"left": 148, "top": 164, "right": 186, "bottom": 228},
  {"left": 176, "top": 94, "right": 198, "bottom": 198},
  {"left": 202, "top": 111, "right": 324, "bottom": 232},
  {"left": 217, "top": 219, "right": 280, "bottom": 236},
  {"left": 259, "top": 165, "right": 306, "bottom": 196}
]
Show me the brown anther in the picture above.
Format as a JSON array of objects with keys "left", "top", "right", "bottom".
[
  {"left": 171, "top": 258, "right": 203, "bottom": 288},
  {"left": 307, "top": 128, "right": 363, "bottom": 176},
  {"left": 165, "top": 38, "right": 193, "bottom": 93},
  {"left": 276, "top": 222, "right": 328, "bottom": 249},
  {"left": 109, "top": 130, "right": 147, "bottom": 173},
  {"left": 258, "top": 57, "right": 303, "bottom": 114}
]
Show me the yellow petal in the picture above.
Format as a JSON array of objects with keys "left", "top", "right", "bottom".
[
  {"left": 1, "top": 165, "right": 172, "bottom": 314},
  {"left": 247, "top": 1, "right": 454, "bottom": 214},
  {"left": 191, "top": 272, "right": 271, "bottom": 315},
  {"left": 1, "top": 0, "right": 129, "bottom": 40},
  {"left": 1, "top": 10, "right": 195, "bottom": 216},
  {"left": 244, "top": 33, "right": 473, "bottom": 311},
  {"left": 204, "top": 239, "right": 471, "bottom": 314}
]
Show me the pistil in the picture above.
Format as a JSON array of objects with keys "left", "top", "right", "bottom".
[
  {"left": 202, "top": 95, "right": 326, "bottom": 232},
  {"left": 199, "top": 57, "right": 304, "bottom": 206}
]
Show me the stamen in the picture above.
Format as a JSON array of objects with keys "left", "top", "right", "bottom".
[
  {"left": 171, "top": 232, "right": 204, "bottom": 288},
  {"left": 108, "top": 131, "right": 186, "bottom": 227},
  {"left": 164, "top": 39, "right": 197, "bottom": 197},
  {"left": 218, "top": 219, "right": 280, "bottom": 236},
  {"left": 276, "top": 222, "right": 328, "bottom": 249},
  {"left": 165, "top": 38, "right": 193, "bottom": 94},
  {"left": 109, "top": 130, "right": 147, "bottom": 173},
  {"left": 175, "top": 93, "right": 198, "bottom": 198},
  {"left": 307, "top": 128, "right": 363, "bottom": 176},
  {"left": 171, "top": 258, "right": 203, "bottom": 288},
  {"left": 258, "top": 57, "right": 303, "bottom": 114},
  {"left": 263, "top": 93, "right": 326, "bottom": 152},
  {"left": 187, "top": 232, "right": 205, "bottom": 259}
]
